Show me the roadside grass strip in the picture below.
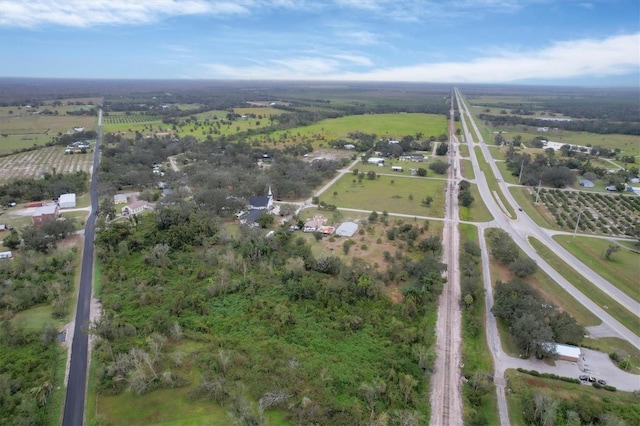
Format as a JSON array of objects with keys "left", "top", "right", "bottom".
[
  {"left": 529, "top": 237, "right": 639, "bottom": 333},
  {"left": 553, "top": 235, "right": 640, "bottom": 304}
]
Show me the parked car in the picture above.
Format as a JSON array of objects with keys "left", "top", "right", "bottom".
[
  {"left": 579, "top": 374, "right": 589, "bottom": 381},
  {"left": 589, "top": 376, "right": 597, "bottom": 382},
  {"left": 597, "top": 379, "right": 607, "bottom": 385}
]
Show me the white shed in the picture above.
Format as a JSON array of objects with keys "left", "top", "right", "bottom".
[
  {"left": 336, "top": 222, "right": 358, "bottom": 237},
  {"left": 59, "top": 193, "right": 76, "bottom": 209}
]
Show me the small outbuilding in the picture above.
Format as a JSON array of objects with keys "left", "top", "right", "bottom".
[
  {"left": 114, "top": 194, "right": 128, "bottom": 204},
  {"left": 32, "top": 204, "right": 59, "bottom": 227},
  {"left": 336, "top": 221, "right": 358, "bottom": 237},
  {"left": 579, "top": 179, "right": 595, "bottom": 188},
  {"left": 367, "top": 157, "right": 385, "bottom": 165},
  {"left": 0, "top": 251, "right": 12, "bottom": 260},
  {"left": 58, "top": 193, "right": 76, "bottom": 209},
  {"left": 545, "top": 343, "right": 582, "bottom": 363}
]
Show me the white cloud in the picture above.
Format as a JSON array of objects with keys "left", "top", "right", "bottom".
[
  {"left": 332, "top": 33, "right": 640, "bottom": 82},
  {"left": 0, "top": 0, "right": 247, "bottom": 28},
  {"left": 201, "top": 33, "right": 640, "bottom": 83}
]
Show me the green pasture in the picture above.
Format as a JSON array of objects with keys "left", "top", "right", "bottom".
[
  {"left": 526, "top": 237, "right": 602, "bottom": 326},
  {"left": 320, "top": 174, "right": 446, "bottom": 218},
  {"left": 460, "top": 159, "right": 475, "bottom": 180},
  {"left": 553, "top": 235, "right": 640, "bottom": 304},
  {"left": 0, "top": 107, "right": 96, "bottom": 154},
  {"left": 350, "top": 156, "right": 437, "bottom": 175},
  {"left": 485, "top": 145, "right": 506, "bottom": 161},
  {"left": 459, "top": 183, "right": 493, "bottom": 222},
  {"left": 458, "top": 143, "right": 469, "bottom": 157},
  {"left": 260, "top": 113, "right": 447, "bottom": 148},
  {"left": 10, "top": 303, "right": 67, "bottom": 330}
]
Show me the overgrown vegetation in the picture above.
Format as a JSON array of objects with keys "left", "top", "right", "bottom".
[
  {"left": 91, "top": 207, "right": 446, "bottom": 423},
  {"left": 0, "top": 250, "right": 77, "bottom": 424},
  {"left": 486, "top": 229, "right": 584, "bottom": 358}
]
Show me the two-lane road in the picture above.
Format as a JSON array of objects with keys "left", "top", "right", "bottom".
[{"left": 62, "top": 107, "right": 102, "bottom": 426}]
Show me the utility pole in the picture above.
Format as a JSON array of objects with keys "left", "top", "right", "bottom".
[
  {"left": 518, "top": 159, "right": 524, "bottom": 183},
  {"left": 573, "top": 192, "right": 582, "bottom": 238},
  {"left": 535, "top": 180, "right": 542, "bottom": 205}
]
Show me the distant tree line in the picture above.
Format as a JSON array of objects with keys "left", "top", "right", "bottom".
[{"left": 479, "top": 113, "right": 640, "bottom": 136}]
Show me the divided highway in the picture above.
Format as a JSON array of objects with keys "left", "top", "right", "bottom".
[{"left": 455, "top": 88, "right": 639, "bottom": 350}]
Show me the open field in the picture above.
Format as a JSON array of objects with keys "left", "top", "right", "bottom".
[
  {"left": 553, "top": 235, "right": 640, "bottom": 303},
  {"left": 459, "top": 183, "right": 493, "bottom": 222},
  {"left": 529, "top": 237, "right": 639, "bottom": 333},
  {"left": 0, "top": 106, "right": 96, "bottom": 154},
  {"left": 0, "top": 146, "right": 93, "bottom": 183},
  {"left": 295, "top": 212, "right": 443, "bottom": 275},
  {"left": 257, "top": 113, "right": 447, "bottom": 149},
  {"left": 321, "top": 174, "right": 447, "bottom": 217}
]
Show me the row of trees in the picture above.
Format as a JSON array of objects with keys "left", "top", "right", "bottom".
[
  {"left": 479, "top": 113, "right": 640, "bottom": 135},
  {"left": 0, "top": 171, "right": 88, "bottom": 205},
  {"left": 492, "top": 279, "right": 584, "bottom": 358}
]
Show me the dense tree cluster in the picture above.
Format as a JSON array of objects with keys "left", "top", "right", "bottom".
[
  {"left": 0, "top": 171, "right": 88, "bottom": 205},
  {"left": 479, "top": 113, "right": 640, "bottom": 135},
  {"left": 504, "top": 146, "right": 577, "bottom": 188},
  {"left": 492, "top": 280, "right": 584, "bottom": 358}
]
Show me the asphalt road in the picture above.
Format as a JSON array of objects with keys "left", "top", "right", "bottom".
[
  {"left": 62, "top": 108, "right": 102, "bottom": 426},
  {"left": 454, "top": 88, "right": 639, "bottom": 350}
]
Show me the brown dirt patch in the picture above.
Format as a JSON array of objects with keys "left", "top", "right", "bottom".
[
  {"left": 58, "top": 233, "right": 82, "bottom": 250},
  {"left": 386, "top": 284, "right": 404, "bottom": 304}
]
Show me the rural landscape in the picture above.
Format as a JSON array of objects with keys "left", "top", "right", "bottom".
[{"left": 0, "top": 77, "right": 638, "bottom": 426}]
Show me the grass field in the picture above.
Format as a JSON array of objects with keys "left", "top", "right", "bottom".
[
  {"left": 321, "top": 174, "right": 447, "bottom": 217},
  {"left": 553, "top": 235, "right": 640, "bottom": 303},
  {"left": 0, "top": 105, "right": 96, "bottom": 154},
  {"left": 474, "top": 146, "right": 515, "bottom": 218},
  {"left": 0, "top": 146, "right": 93, "bottom": 183},
  {"left": 526, "top": 237, "right": 602, "bottom": 326},
  {"left": 258, "top": 113, "right": 447, "bottom": 149},
  {"left": 529, "top": 237, "right": 639, "bottom": 333},
  {"left": 459, "top": 159, "right": 475, "bottom": 180},
  {"left": 459, "top": 183, "right": 493, "bottom": 222}
]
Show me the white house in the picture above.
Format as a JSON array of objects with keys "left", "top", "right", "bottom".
[
  {"left": 58, "top": 193, "right": 76, "bottom": 209},
  {"left": 367, "top": 157, "right": 385, "bottom": 165},
  {"left": 121, "top": 200, "right": 155, "bottom": 216},
  {"left": 391, "top": 166, "right": 403, "bottom": 172}
]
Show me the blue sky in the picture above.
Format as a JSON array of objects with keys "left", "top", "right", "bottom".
[{"left": 0, "top": 0, "right": 639, "bottom": 85}]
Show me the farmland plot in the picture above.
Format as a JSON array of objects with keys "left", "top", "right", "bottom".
[
  {"left": 539, "top": 189, "right": 640, "bottom": 237},
  {"left": 0, "top": 146, "right": 93, "bottom": 183}
]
